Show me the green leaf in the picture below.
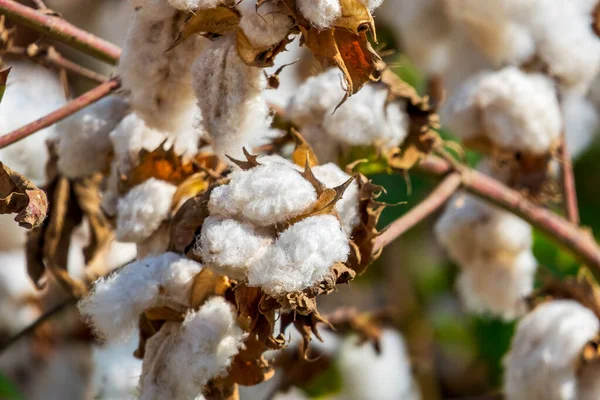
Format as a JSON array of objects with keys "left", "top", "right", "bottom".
[
  {"left": 301, "top": 361, "right": 343, "bottom": 399},
  {"left": 0, "top": 373, "right": 24, "bottom": 400},
  {"left": 0, "top": 67, "right": 10, "bottom": 104}
]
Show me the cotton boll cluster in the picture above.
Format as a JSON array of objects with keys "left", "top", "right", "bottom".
[
  {"left": 78, "top": 252, "right": 202, "bottom": 340},
  {"left": 55, "top": 96, "right": 130, "bottom": 178},
  {"left": 119, "top": 0, "right": 206, "bottom": 135},
  {"left": 435, "top": 178, "right": 537, "bottom": 319},
  {"left": 139, "top": 297, "right": 245, "bottom": 400},
  {"left": 192, "top": 35, "right": 272, "bottom": 159},
  {"left": 442, "top": 67, "right": 561, "bottom": 155},
  {"left": 239, "top": 0, "right": 293, "bottom": 48},
  {"left": 503, "top": 300, "right": 600, "bottom": 400}
]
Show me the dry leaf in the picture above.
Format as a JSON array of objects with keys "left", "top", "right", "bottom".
[
  {"left": 0, "top": 161, "right": 48, "bottom": 229},
  {"left": 170, "top": 6, "right": 240, "bottom": 49},
  {"left": 236, "top": 27, "right": 293, "bottom": 67},
  {"left": 144, "top": 306, "right": 185, "bottom": 322},
  {"left": 334, "top": 0, "right": 376, "bottom": 40},
  {"left": 228, "top": 336, "right": 275, "bottom": 386},
  {"left": 291, "top": 129, "right": 319, "bottom": 167},
  {"left": 189, "top": 268, "right": 230, "bottom": 309},
  {"left": 324, "top": 307, "right": 389, "bottom": 353}
]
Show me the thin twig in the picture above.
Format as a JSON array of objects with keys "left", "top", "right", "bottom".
[
  {"left": 373, "top": 173, "right": 461, "bottom": 252},
  {"left": 0, "top": 77, "right": 120, "bottom": 148},
  {"left": 0, "top": 296, "right": 77, "bottom": 354},
  {"left": 559, "top": 132, "right": 580, "bottom": 225},
  {"left": 417, "top": 156, "right": 600, "bottom": 272},
  {"left": 0, "top": 0, "right": 121, "bottom": 64}
]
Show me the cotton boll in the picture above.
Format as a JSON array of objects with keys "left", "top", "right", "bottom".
[
  {"left": 56, "top": 96, "right": 130, "bottom": 178},
  {"left": 297, "top": 0, "right": 341, "bottom": 28},
  {"left": 208, "top": 164, "right": 317, "bottom": 226},
  {"left": 192, "top": 35, "right": 272, "bottom": 160},
  {"left": 116, "top": 179, "right": 177, "bottom": 243},
  {"left": 457, "top": 250, "right": 537, "bottom": 319},
  {"left": 168, "top": 0, "right": 218, "bottom": 10},
  {"left": 286, "top": 68, "right": 347, "bottom": 126},
  {"left": 248, "top": 215, "right": 349, "bottom": 294},
  {"left": 504, "top": 300, "right": 599, "bottom": 400},
  {"left": 78, "top": 252, "right": 202, "bottom": 340},
  {"left": 338, "top": 330, "right": 421, "bottom": 400},
  {"left": 196, "top": 216, "right": 273, "bottom": 280},
  {"left": 312, "top": 163, "right": 360, "bottom": 234},
  {"left": 139, "top": 297, "right": 245, "bottom": 400},
  {"left": 322, "top": 84, "right": 408, "bottom": 148},
  {"left": 239, "top": 0, "right": 293, "bottom": 48},
  {"left": 563, "top": 93, "right": 599, "bottom": 159},
  {"left": 440, "top": 72, "right": 486, "bottom": 141},
  {"left": 0, "top": 61, "right": 66, "bottom": 186},
  {"left": 119, "top": 3, "right": 206, "bottom": 133}
]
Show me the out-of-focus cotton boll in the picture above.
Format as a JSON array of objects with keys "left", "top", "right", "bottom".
[
  {"left": 129, "top": 0, "right": 175, "bottom": 15},
  {"left": 442, "top": 67, "right": 561, "bottom": 155},
  {"left": 239, "top": 0, "right": 293, "bottom": 48},
  {"left": 139, "top": 297, "right": 245, "bottom": 400},
  {"left": 192, "top": 35, "right": 271, "bottom": 160},
  {"left": 0, "top": 61, "right": 66, "bottom": 186},
  {"left": 196, "top": 216, "right": 273, "bottom": 280},
  {"left": 248, "top": 215, "right": 349, "bottom": 294},
  {"left": 312, "top": 163, "right": 360, "bottom": 234},
  {"left": 297, "top": 0, "right": 341, "bottom": 28},
  {"left": 457, "top": 250, "right": 537, "bottom": 319},
  {"left": 504, "top": 300, "right": 600, "bottom": 400},
  {"left": 119, "top": 2, "right": 205, "bottom": 134},
  {"left": 116, "top": 178, "right": 177, "bottom": 243},
  {"left": 168, "top": 0, "right": 217, "bottom": 10},
  {"left": 56, "top": 96, "right": 130, "bottom": 178},
  {"left": 337, "top": 329, "right": 421, "bottom": 400},
  {"left": 563, "top": 93, "right": 599, "bottom": 158},
  {"left": 286, "top": 68, "right": 347, "bottom": 126},
  {"left": 322, "top": 84, "right": 408, "bottom": 148},
  {"left": 78, "top": 252, "right": 202, "bottom": 340},
  {"left": 208, "top": 164, "right": 317, "bottom": 226}
]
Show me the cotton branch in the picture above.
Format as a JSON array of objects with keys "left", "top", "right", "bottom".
[
  {"left": 416, "top": 156, "right": 600, "bottom": 272},
  {"left": 0, "top": 0, "right": 121, "bottom": 64},
  {"left": 559, "top": 132, "right": 580, "bottom": 225},
  {"left": 373, "top": 173, "right": 461, "bottom": 252},
  {"left": 0, "top": 77, "right": 120, "bottom": 148}
]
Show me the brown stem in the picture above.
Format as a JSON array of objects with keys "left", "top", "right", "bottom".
[
  {"left": 0, "top": 0, "right": 121, "bottom": 64},
  {"left": 417, "top": 156, "right": 600, "bottom": 271},
  {"left": 373, "top": 173, "right": 461, "bottom": 252},
  {"left": 0, "top": 78, "right": 120, "bottom": 148},
  {"left": 31, "top": 0, "right": 47, "bottom": 9},
  {"left": 560, "top": 133, "right": 580, "bottom": 225}
]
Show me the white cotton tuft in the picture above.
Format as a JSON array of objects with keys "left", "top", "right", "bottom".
[
  {"left": 116, "top": 178, "right": 177, "bottom": 243},
  {"left": 89, "top": 338, "right": 142, "bottom": 400},
  {"left": 503, "top": 300, "right": 599, "bottom": 400},
  {"left": 56, "top": 96, "right": 130, "bottom": 178},
  {"left": 286, "top": 68, "right": 346, "bottom": 126},
  {"left": 297, "top": 0, "right": 341, "bottom": 28},
  {"left": 208, "top": 164, "right": 317, "bottom": 226},
  {"left": 119, "top": 2, "right": 205, "bottom": 133},
  {"left": 312, "top": 163, "right": 360, "bottom": 234},
  {"left": 322, "top": 83, "right": 408, "bottom": 148},
  {"left": 139, "top": 297, "right": 245, "bottom": 400},
  {"left": 167, "top": 0, "right": 217, "bottom": 10},
  {"left": 195, "top": 216, "right": 273, "bottom": 280},
  {"left": 78, "top": 252, "right": 202, "bottom": 340},
  {"left": 358, "top": 0, "right": 383, "bottom": 11},
  {"left": 0, "top": 60, "right": 67, "bottom": 186},
  {"left": 563, "top": 93, "right": 599, "bottom": 159},
  {"left": 442, "top": 67, "right": 561, "bottom": 155},
  {"left": 239, "top": 0, "right": 293, "bottom": 48},
  {"left": 192, "top": 35, "right": 272, "bottom": 160},
  {"left": 248, "top": 215, "right": 349, "bottom": 294}
]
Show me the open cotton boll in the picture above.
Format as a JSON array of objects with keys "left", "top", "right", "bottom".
[
  {"left": 297, "top": 0, "right": 341, "bottom": 28},
  {"left": 338, "top": 330, "right": 421, "bottom": 400},
  {"left": 504, "top": 300, "right": 600, "bottom": 400},
  {"left": 192, "top": 35, "right": 271, "bottom": 160},
  {"left": 119, "top": 3, "right": 205, "bottom": 133},
  {"left": 312, "top": 163, "right": 360, "bottom": 234},
  {"left": 139, "top": 297, "right": 245, "bottom": 400},
  {"left": 196, "top": 216, "right": 273, "bottom": 280},
  {"left": 208, "top": 164, "right": 317, "bottom": 226},
  {"left": 167, "top": 0, "right": 218, "bottom": 10},
  {"left": 439, "top": 72, "right": 486, "bottom": 141},
  {"left": 286, "top": 68, "right": 347, "bottom": 126},
  {"left": 248, "top": 215, "right": 349, "bottom": 294},
  {"left": 116, "top": 178, "right": 177, "bottom": 243},
  {"left": 56, "top": 96, "right": 130, "bottom": 178},
  {"left": 457, "top": 250, "right": 537, "bottom": 319},
  {"left": 323, "top": 84, "right": 408, "bottom": 148},
  {"left": 239, "top": 0, "right": 293, "bottom": 48},
  {"left": 78, "top": 252, "right": 202, "bottom": 340},
  {"left": 563, "top": 93, "right": 599, "bottom": 159},
  {"left": 0, "top": 61, "right": 66, "bottom": 186}
]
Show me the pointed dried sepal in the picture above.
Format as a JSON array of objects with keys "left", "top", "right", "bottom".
[
  {"left": 225, "top": 147, "right": 262, "bottom": 170},
  {"left": 291, "top": 128, "right": 319, "bottom": 168}
]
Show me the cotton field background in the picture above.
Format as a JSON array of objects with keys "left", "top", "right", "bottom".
[{"left": 1, "top": 0, "right": 600, "bottom": 399}]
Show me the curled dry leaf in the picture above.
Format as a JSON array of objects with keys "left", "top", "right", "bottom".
[
  {"left": 0, "top": 66, "right": 10, "bottom": 103},
  {"left": 170, "top": 6, "right": 241, "bottom": 50},
  {"left": 0, "top": 161, "right": 48, "bottom": 229},
  {"left": 169, "top": 186, "right": 216, "bottom": 254}
]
